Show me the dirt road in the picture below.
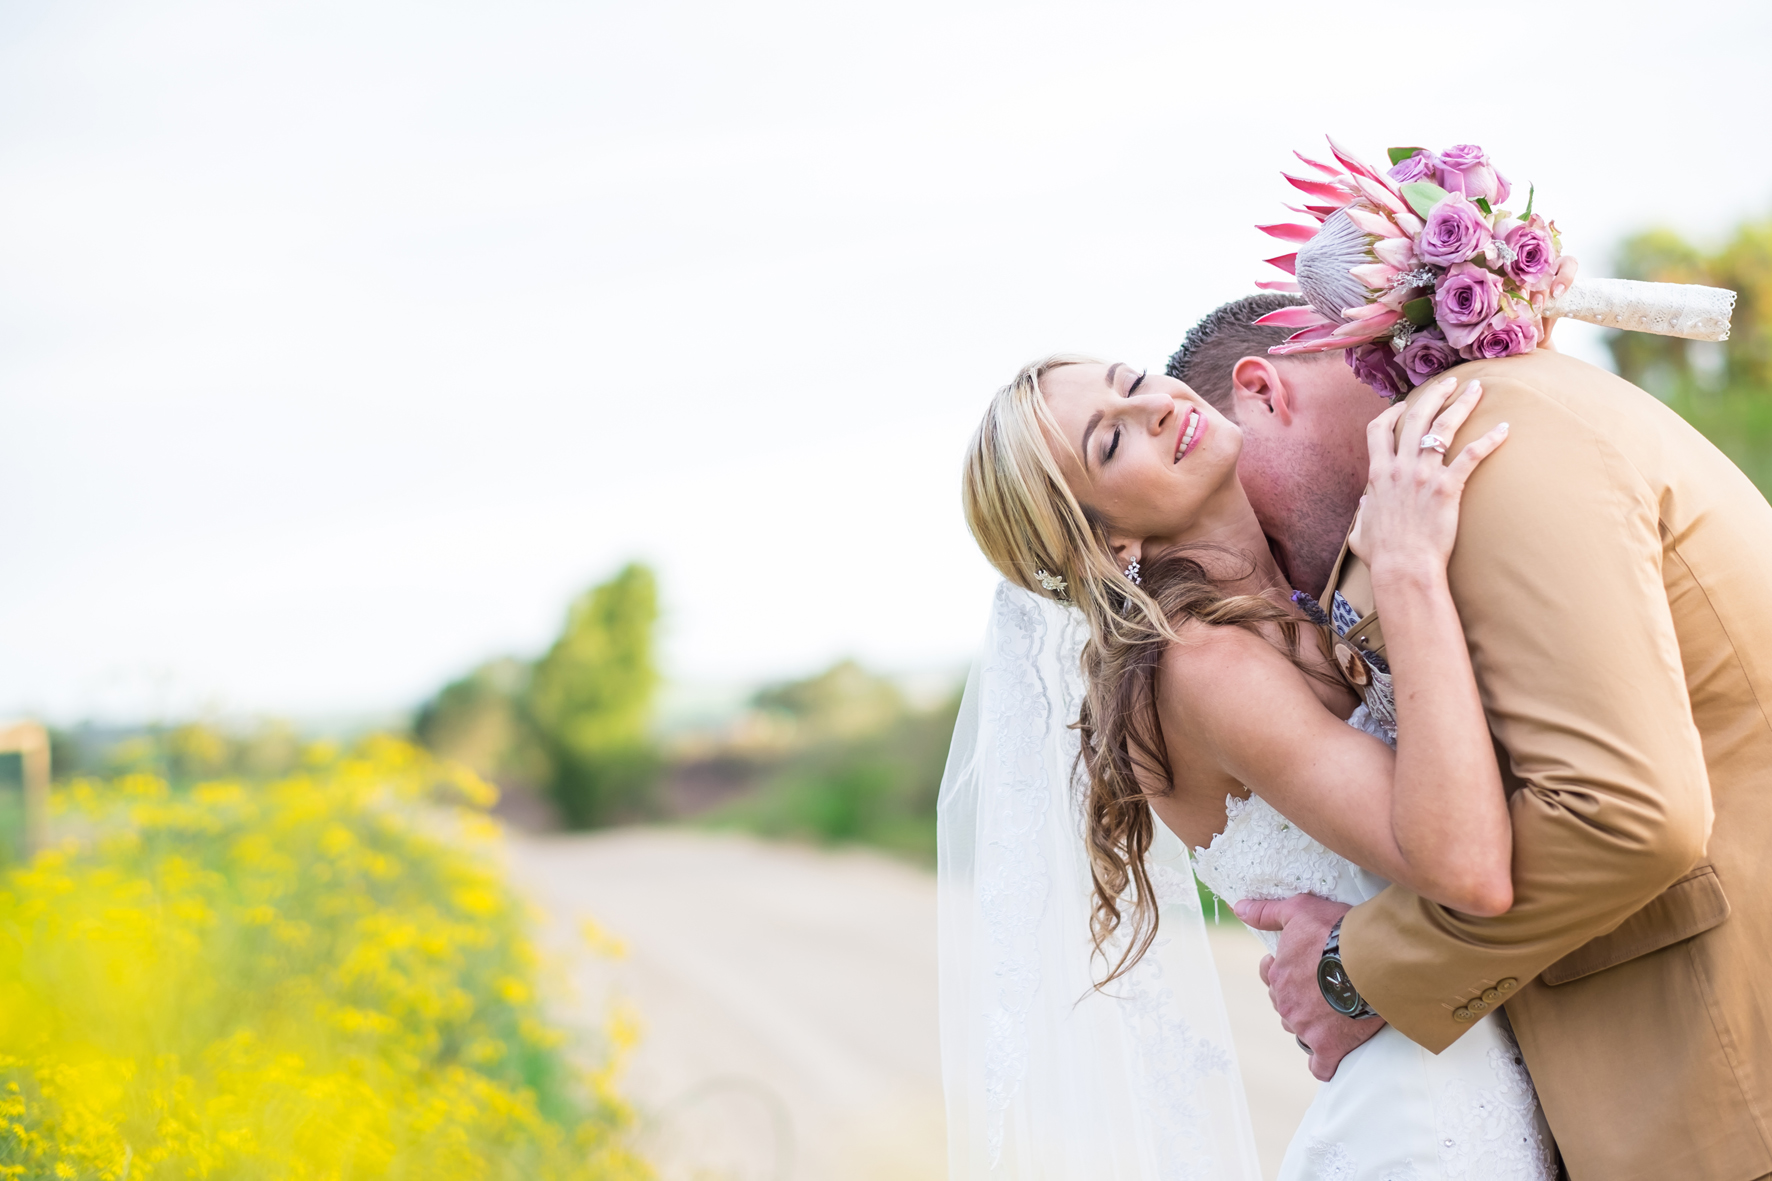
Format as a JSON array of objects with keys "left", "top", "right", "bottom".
[{"left": 507, "top": 829, "right": 1315, "bottom": 1181}]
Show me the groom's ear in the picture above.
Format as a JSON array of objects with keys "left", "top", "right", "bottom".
[{"left": 1230, "top": 356, "right": 1296, "bottom": 427}]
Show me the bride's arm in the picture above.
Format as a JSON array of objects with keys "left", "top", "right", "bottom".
[{"left": 1161, "top": 377, "right": 1513, "bottom": 916}]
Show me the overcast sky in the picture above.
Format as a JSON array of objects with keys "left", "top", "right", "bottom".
[{"left": 2, "top": 0, "right": 1769, "bottom": 722}]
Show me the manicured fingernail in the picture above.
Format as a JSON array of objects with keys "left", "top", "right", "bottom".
[
  {"left": 1553, "top": 283, "right": 1567, "bottom": 298},
  {"left": 1498, "top": 422, "right": 1509, "bottom": 433}
]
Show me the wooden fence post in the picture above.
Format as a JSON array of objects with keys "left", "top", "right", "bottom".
[{"left": 0, "top": 721, "right": 50, "bottom": 857}]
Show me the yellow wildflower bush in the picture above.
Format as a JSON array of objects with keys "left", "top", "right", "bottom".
[{"left": 0, "top": 736, "right": 650, "bottom": 1181}]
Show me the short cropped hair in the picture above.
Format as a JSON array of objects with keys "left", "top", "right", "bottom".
[{"left": 1166, "top": 293, "right": 1328, "bottom": 417}]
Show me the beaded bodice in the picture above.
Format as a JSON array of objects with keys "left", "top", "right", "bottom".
[{"left": 1190, "top": 704, "right": 1395, "bottom": 952}]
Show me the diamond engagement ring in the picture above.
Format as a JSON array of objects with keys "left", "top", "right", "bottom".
[{"left": 1419, "top": 434, "right": 1450, "bottom": 453}]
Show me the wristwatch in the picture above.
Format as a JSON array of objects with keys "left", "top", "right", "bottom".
[{"left": 1317, "top": 916, "right": 1379, "bottom": 1019}]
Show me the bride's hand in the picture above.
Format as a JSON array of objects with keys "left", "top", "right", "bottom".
[
  {"left": 1347, "top": 376, "right": 1509, "bottom": 577},
  {"left": 1538, "top": 254, "right": 1579, "bottom": 352}
]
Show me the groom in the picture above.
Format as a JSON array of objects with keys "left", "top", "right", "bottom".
[{"left": 1174, "top": 295, "right": 1772, "bottom": 1181}]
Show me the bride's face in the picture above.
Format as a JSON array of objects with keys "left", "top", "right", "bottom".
[{"left": 1041, "top": 362, "right": 1243, "bottom": 555}]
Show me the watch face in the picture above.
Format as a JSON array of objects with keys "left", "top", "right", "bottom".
[{"left": 1317, "top": 957, "right": 1361, "bottom": 1015}]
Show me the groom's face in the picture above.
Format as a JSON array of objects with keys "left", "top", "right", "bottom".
[{"left": 1231, "top": 356, "right": 1393, "bottom": 596}]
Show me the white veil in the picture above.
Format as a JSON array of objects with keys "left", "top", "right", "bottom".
[{"left": 937, "top": 581, "right": 1263, "bottom": 1181}]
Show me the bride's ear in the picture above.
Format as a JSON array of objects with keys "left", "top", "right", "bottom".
[
  {"left": 1231, "top": 356, "right": 1296, "bottom": 426},
  {"left": 1108, "top": 538, "right": 1142, "bottom": 570}
]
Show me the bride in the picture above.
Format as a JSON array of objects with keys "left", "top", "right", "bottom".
[{"left": 941, "top": 363, "right": 1556, "bottom": 1179}]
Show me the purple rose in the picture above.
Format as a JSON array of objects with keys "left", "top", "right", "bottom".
[
  {"left": 1502, "top": 217, "right": 1557, "bottom": 292},
  {"left": 1432, "top": 262, "right": 1504, "bottom": 348},
  {"left": 1387, "top": 150, "right": 1439, "bottom": 184},
  {"left": 1466, "top": 307, "right": 1541, "bottom": 360},
  {"left": 1397, "top": 327, "right": 1460, "bottom": 386},
  {"left": 1417, "top": 193, "right": 1492, "bottom": 267},
  {"left": 1435, "top": 144, "right": 1511, "bottom": 205},
  {"left": 1346, "top": 342, "right": 1412, "bottom": 399}
]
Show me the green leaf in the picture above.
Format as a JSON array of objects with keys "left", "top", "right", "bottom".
[
  {"left": 1474, "top": 197, "right": 1493, "bottom": 215},
  {"left": 1388, "top": 146, "right": 1429, "bottom": 166},
  {"left": 1403, "top": 297, "right": 1435, "bottom": 328},
  {"left": 1400, "top": 181, "right": 1450, "bottom": 218},
  {"left": 1521, "top": 183, "right": 1535, "bottom": 220}
]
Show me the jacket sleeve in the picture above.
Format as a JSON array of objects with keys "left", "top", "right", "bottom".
[{"left": 1339, "top": 367, "right": 1711, "bottom": 1053}]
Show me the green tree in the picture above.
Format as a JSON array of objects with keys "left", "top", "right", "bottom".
[
  {"left": 1609, "top": 212, "right": 1772, "bottom": 391},
  {"left": 524, "top": 563, "right": 662, "bottom": 828},
  {"left": 707, "top": 660, "right": 962, "bottom": 862},
  {"left": 413, "top": 657, "right": 546, "bottom": 786}
]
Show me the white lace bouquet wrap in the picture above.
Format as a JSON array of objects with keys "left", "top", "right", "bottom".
[
  {"left": 1544, "top": 276, "right": 1735, "bottom": 341},
  {"left": 1254, "top": 138, "right": 1738, "bottom": 396}
]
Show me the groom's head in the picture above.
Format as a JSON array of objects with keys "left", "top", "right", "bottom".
[{"left": 1169, "top": 294, "right": 1392, "bottom": 596}]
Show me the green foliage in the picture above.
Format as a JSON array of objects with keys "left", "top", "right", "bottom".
[
  {"left": 704, "top": 661, "right": 960, "bottom": 863},
  {"left": 1608, "top": 208, "right": 1772, "bottom": 504},
  {"left": 1660, "top": 381, "right": 1772, "bottom": 498},
  {"left": 411, "top": 564, "right": 664, "bottom": 831},
  {"left": 414, "top": 658, "right": 548, "bottom": 788},
  {"left": 1611, "top": 212, "right": 1772, "bottom": 390},
  {"left": 1, "top": 739, "right": 649, "bottom": 1180},
  {"left": 526, "top": 565, "right": 663, "bottom": 829}
]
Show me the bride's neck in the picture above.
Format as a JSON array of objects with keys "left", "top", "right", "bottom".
[{"left": 1159, "top": 486, "right": 1291, "bottom": 599}]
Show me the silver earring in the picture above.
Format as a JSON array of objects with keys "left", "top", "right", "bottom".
[{"left": 1124, "top": 559, "right": 1141, "bottom": 586}]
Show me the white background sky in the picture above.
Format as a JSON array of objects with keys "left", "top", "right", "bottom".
[{"left": 2, "top": 0, "right": 1769, "bottom": 723}]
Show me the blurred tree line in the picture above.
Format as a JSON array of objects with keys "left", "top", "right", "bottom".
[
  {"left": 413, "top": 563, "right": 960, "bottom": 857},
  {"left": 1610, "top": 209, "right": 1772, "bottom": 491},
  {"left": 416, "top": 563, "right": 661, "bottom": 828},
  {"left": 696, "top": 660, "right": 961, "bottom": 863}
]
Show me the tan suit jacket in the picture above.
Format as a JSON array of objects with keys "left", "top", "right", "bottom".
[{"left": 1330, "top": 350, "right": 1772, "bottom": 1180}]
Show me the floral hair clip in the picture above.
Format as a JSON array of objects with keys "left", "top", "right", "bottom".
[{"left": 1035, "top": 569, "right": 1068, "bottom": 597}]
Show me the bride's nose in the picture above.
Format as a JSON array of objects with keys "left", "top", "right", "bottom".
[{"left": 1131, "top": 393, "right": 1173, "bottom": 433}]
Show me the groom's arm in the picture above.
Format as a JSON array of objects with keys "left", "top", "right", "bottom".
[{"left": 1339, "top": 361, "right": 1712, "bottom": 1054}]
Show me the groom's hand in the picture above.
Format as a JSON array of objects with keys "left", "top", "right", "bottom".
[{"left": 1235, "top": 894, "right": 1385, "bottom": 1082}]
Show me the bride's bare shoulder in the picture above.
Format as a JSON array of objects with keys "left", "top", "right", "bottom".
[{"left": 1156, "top": 618, "right": 1329, "bottom": 731}]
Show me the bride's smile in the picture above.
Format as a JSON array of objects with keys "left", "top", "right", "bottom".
[{"left": 1038, "top": 359, "right": 1264, "bottom": 571}]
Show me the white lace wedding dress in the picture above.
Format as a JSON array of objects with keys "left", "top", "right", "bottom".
[
  {"left": 940, "top": 583, "right": 1558, "bottom": 1181},
  {"left": 1191, "top": 703, "right": 1557, "bottom": 1181}
]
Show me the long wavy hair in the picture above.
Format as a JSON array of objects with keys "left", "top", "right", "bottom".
[{"left": 961, "top": 355, "right": 1313, "bottom": 986}]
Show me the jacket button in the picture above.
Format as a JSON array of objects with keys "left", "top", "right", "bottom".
[
  {"left": 1496, "top": 978, "right": 1518, "bottom": 993},
  {"left": 1468, "top": 998, "right": 1489, "bottom": 1014},
  {"left": 1481, "top": 989, "right": 1501, "bottom": 1004},
  {"left": 1453, "top": 1008, "right": 1471, "bottom": 1022}
]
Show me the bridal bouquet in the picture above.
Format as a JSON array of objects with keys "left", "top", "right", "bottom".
[{"left": 1253, "top": 138, "right": 1735, "bottom": 397}]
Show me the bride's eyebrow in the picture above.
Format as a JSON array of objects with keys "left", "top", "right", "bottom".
[{"left": 1104, "top": 362, "right": 1123, "bottom": 388}]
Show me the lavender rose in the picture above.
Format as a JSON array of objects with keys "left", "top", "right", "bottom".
[
  {"left": 1466, "top": 307, "right": 1541, "bottom": 360},
  {"left": 1435, "top": 144, "right": 1511, "bottom": 205},
  {"left": 1417, "top": 193, "right": 1492, "bottom": 267},
  {"left": 1388, "top": 150, "right": 1439, "bottom": 184},
  {"left": 1433, "top": 262, "right": 1504, "bottom": 348},
  {"left": 1346, "top": 342, "right": 1412, "bottom": 399},
  {"left": 1398, "top": 327, "right": 1459, "bottom": 386},
  {"left": 1502, "top": 217, "right": 1557, "bottom": 291}
]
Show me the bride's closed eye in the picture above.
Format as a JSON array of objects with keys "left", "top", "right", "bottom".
[{"left": 1102, "top": 371, "right": 1146, "bottom": 464}]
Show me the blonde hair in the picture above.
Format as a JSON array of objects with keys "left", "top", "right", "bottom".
[{"left": 961, "top": 355, "right": 1310, "bottom": 985}]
